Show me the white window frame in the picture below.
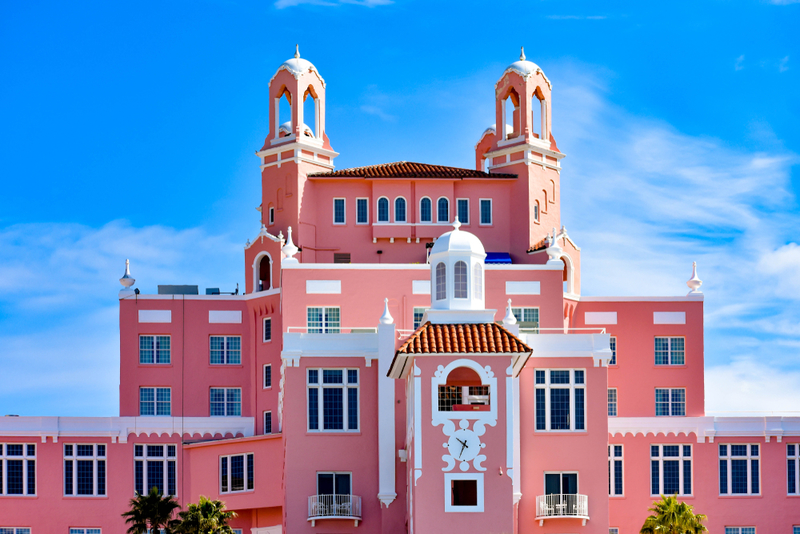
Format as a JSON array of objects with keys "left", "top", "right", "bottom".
[
  {"left": 1, "top": 529, "right": 32, "bottom": 534},
  {"left": 534, "top": 200, "right": 540, "bottom": 223},
  {"left": 608, "top": 388, "right": 617, "bottom": 417},
  {"left": 139, "top": 335, "right": 171, "bottom": 365},
  {"left": 0, "top": 443, "right": 36, "bottom": 496},
  {"left": 69, "top": 529, "right": 101, "bottom": 534},
  {"left": 263, "top": 317, "right": 272, "bottom": 343},
  {"left": 210, "top": 387, "right": 242, "bottom": 417},
  {"left": 650, "top": 444, "right": 692, "bottom": 496},
  {"left": 724, "top": 528, "right": 756, "bottom": 534},
  {"left": 419, "top": 196, "right": 432, "bottom": 223},
  {"left": 333, "top": 197, "right": 346, "bottom": 225},
  {"left": 719, "top": 443, "right": 761, "bottom": 496},
  {"left": 413, "top": 307, "right": 426, "bottom": 329},
  {"left": 355, "top": 197, "right": 369, "bottom": 225},
  {"left": 655, "top": 336, "right": 685, "bottom": 365},
  {"left": 210, "top": 335, "right": 241, "bottom": 365},
  {"left": 456, "top": 198, "right": 469, "bottom": 225},
  {"left": 437, "top": 197, "right": 450, "bottom": 223},
  {"left": 64, "top": 443, "right": 106, "bottom": 497},
  {"left": 268, "top": 206, "right": 275, "bottom": 226},
  {"left": 133, "top": 444, "right": 177, "bottom": 496},
  {"left": 264, "top": 411, "right": 273, "bottom": 435},
  {"left": 788, "top": 444, "right": 800, "bottom": 495},
  {"left": 376, "top": 196, "right": 389, "bottom": 223},
  {"left": 444, "top": 472, "right": 484, "bottom": 513},
  {"left": 263, "top": 364, "right": 272, "bottom": 389},
  {"left": 609, "top": 529, "right": 620, "bottom": 534},
  {"left": 609, "top": 336, "right": 617, "bottom": 366},
  {"left": 139, "top": 387, "right": 171, "bottom": 416},
  {"left": 655, "top": 388, "right": 686, "bottom": 416},
  {"left": 479, "top": 198, "right": 492, "bottom": 226},
  {"left": 220, "top": 452, "right": 254, "bottom": 494},
  {"left": 534, "top": 369, "right": 586, "bottom": 432},
  {"left": 511, "top": 307, "right": 539, "bottom": 333},
  {"left": 307, "top": 368, "right": 359, "bottom": 432},
  {"left": 394, "top": 196, "right": 407, "bottom": 223},
  {"left": 608, "top": 445, "right": 623, "bottom": 496},
  {"left": 307, "top": 306, "right": 340, "bottom": 334}
]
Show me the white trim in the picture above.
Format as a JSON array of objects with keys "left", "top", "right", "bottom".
[
  {"left": 355, "top": 197, "right": 369, "bottom": 225},
  {"left": 377, "top": 196, "right": 390, "bottom": 223},
  {"left": 138, "top": 310, "right": 171, "bottom": 323},
  {"left": 268, "top": 206, "right": 275, "bottom": 226},
  {"left": 394, "top": 196, "right": 408, "bottom": 223},
  {"left": 533, "top": 369, "right": 587, "bottom": 432},
  {"left": 608, "top": 443, "right": 624, "bottom": 496},
  {"left": 578, "top": 295, "right": 704, "bottom": 302},
  {"left": 306, "top": 280, "right": 342, "bottom": 294},
  {"left": 479, "top": 198, "right": 492, "bottom": 226},
  {"left": 280, "top": 262, "right": 563, "bottom": 271},
  {"left": 209, "top": 310, "right": 242, "bottom": 324},
  {"left": 432, "top": 359, "right": 498, "bottom": 428},
  {"left": 333, "top": 197, "right": 346, "bottom": 225},
  {"left": 121, "top": 288, "right": 281, "bottom": 301},
  {"left": 654, "top": 311, "right": 686, "bottom": 324},
  {"left": 444, "top": 473, "right": 484, "bottom": 512},
  {"left": 412, "top": 280, "right": 430, "bottom": 295},
  {"left": 608, "top": 416, "right": 800, "bottom": 443},
  {"left": 505, "top": 281, "right": 541, "bottom": 295},
  {"left": 263, "top": 317, "right": 272, "bottom": 343},
  {"left": 251, "top": 526, "right": 282, "bottom": 534},
  {"left": 252, "top": 251, "right": 274, "bottom": 293},
  {"left": 585, "top": 311, "right": 617, "bottom": 325}
]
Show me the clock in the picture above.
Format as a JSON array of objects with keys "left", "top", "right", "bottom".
[{"left": 447, "top": 428, "right": 481, "bottom": 462}]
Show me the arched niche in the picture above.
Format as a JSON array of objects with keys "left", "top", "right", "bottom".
[
  {"left": 431, "top": 359, "right": 497, "bottom": 427},
  {"left": 253, "top": 251, "right": 274, "bottom": 292}
]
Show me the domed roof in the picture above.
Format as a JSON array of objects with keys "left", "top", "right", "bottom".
[
  {"left": 271, "top": 45, "right": 325, "bottom": 86},
  {"left": 502, "top": 47, "right": 551, "bottom": 89},
  {"left": 430, "top": 220, "right": 486, "bottom": 257},
  {"left": 482, "top": 123, "right": 514, "bottom": 138}
]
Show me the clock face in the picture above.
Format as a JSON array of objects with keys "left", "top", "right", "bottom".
[{"left": 447, "top": 428, "right": 481, "bottom": 462}]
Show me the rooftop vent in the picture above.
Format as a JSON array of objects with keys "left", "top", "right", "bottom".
[{"left": 158, "top": 285, "right": 199, "bottom": 295}]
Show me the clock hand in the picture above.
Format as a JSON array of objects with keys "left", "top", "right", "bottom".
[{"left": 459, "top": 441, "right": 467, "bottom": 458}]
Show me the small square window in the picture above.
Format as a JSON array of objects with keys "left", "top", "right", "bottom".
[{"left": 451, "top": 479, "right": 477, "bottom": 506}]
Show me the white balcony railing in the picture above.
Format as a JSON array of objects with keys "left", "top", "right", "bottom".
[
  {"left": 308, "top": 494, "right": 362, "bottom": 527},
  {"left": 535, "top": 494, "right": 589, "bottom": 526}
]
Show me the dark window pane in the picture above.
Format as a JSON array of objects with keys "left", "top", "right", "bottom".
[
  {"left": 147, "top": 445, "right": 164, "bottom": 457},
  {"left": 663, "top": 460, "right": 679, "bottom": 495},
  {"left": 347, "top": 369, "right": 358, "bottom": 384},
  {"left": 7, "top": 445, "right": 22, "bottom": 456},
  {"left": 308, "top": 388, "right": 319, "bottom": 430},
  {"left": 65, "top": 461, "right": 73, "bottom": 495},
  {"left": 147, "top": 461, "right": 164, "bottom": 494},
  {"left": 751, "top": 459, "right": 759, "bottom": 494},
  {"left": 575, "top": 388, "right": 585, "bottom": 430},
  {"left": 221, "top": 457, "right": 228, "bottom": 492},
  {"left": 26, "top": 445, "right": 35, "bottom": 457},
  {"left": 77, "top": 445, "right": 93, "bottom": 457},
  {"left": 731, "top": 445, "right": 748, "bottom": 456},
  {"left": 535, "top": 389, "right": 546, "bottom": 430},
  {"left": 97, "top": 445, "right": 105, "bottom": 457},
  {"left": 535, "top": 370, "right": 545, "bottom": 384},
  {"left": 683, "top": 459, "right": 691, "bottom": 495},
  {"left": 308, "top": 369, "right": 318, "bottom": 384},
  {"left": 663, "top": 445, "right": 679, "bottom": 457},
  {"left": 545, "top": 473, "right": 561, "bottom": 495},
  {"left": 26, "top": 460, "right": 34, "bottom": 495},
  {"left": 323, "top": 388, "right": 344, "bottom": 430},
  {"left": 265, "top": 365, "right": 272, "bottom": 387},
  {"left": 550, "top": 389, "right": 570, "bottom": 430},
  {"left": 318, "top": 473, "right": 334, "bottom": 495},
  {"left": 614, "top": 460, "right": 623, "bottom": 495},
  {"left": 348, "top": 388, "right": 358, "bottom": 430},
  {"left": 651, "top": 445, "right": 659, "bottom": 457},
  {"left": 231, "top": 455, "right": 244, "bottom": 492},
  {"left": 323, "top": 370, "right": 343, "bottom": 384},
  {"left": 98, "top": 460, "right": 106, "bottom": 496},
  {"left": 719, "top": 444, "right": 728, "bottom": 457},
  {"left": 134, "top": 445, "right": 143, "bottom": 457},
  {"left": 135, "top": 460, "right": 143, "bottom": 494},
  {"left": 167, "top": 445, "right": 176, "bottom": 457},
  {"left": 788, "top": 459, "right": 796, "bottom": 494},
  {"left": 731, "top": 459, "right": 748, "bottom": 493},
  {"left": 335, "top": 473, "right": 351, "bottom": 495},
  {"left": 7, "top": 460, "right": 23, "bottom": 494},
  {"left": 247, "top": 454, "right": 254, "bottom": 490},
  {"left": 720, "top": 459, "right": 728, "bottom": 494},
  {"left": 77, "top": 460, "right": 93, "bottom": 495},
  {"left": 683, "top": 445, "right": 691, "bottom": 457},
  {"left": 550, "top": 371, "right": 570, "bottom": 384},
  {"left": 167, "top": 461, "right": 176, "bottom": 496},
  {"left": 574, "top": 370, "right": 584, "bottom": 384}
]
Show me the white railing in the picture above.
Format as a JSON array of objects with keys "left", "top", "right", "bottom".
[
  {"left": 535, "top": 494, "right": 589, "bottom": 520},
  {"left": 287, "top": 326, "right": 377, "bottom": 334},
  {"left": 308, "top": 494, "right": 362, "bottom": 526},
  {"left": 520, "top": 327, "right": 606, "bottom": 335}
]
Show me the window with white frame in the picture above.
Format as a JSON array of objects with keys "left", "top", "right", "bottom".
[
  {"left": 356, "top": 198, "right": 368, "bottom": 224},
  {"left": 210, "top": 388, "right": 241, "bottom": 416},
  {"left": 263, "top": 364, "right": 272, "bottom": 388},
  {"left": 725, "top": 528, "right": 755, "bottom": 534},
  {"left": 70, "top": 529, "right": 101, "bottom": 534},
  {"left": 317, "top": 471, "right": 351, "bottom": 497},
  {"left": 268, "top": 206, "right": 275, "bottom": 225},
  {"left": 511, "top": 307, "right": 539, "bottom": 332},
  {"left": 544, "top": 472, "right": 578, "bottom": 496},
  {"left": 307, "top": 369, "right": 359, "bottom": 431},
  {"left": 608, "top": 388, "right": 617, "bottom": 417},
  {"left": 454, "top": 261, "right": 468, "bottom": 299},
  {"left": 609, "top": 529, "right": 619, "bottom": 534},
  {"left": 655, "top": 337, "right": 685, "bottom": 365},
  {"left": 437, "top": 197, "right": 449, "bottom": 222},
  {"left": 473, "top": 263, "right": 482, "bottom": 299},
  {"left": 0, "top": 444, "right": 36, "bottom": 495},
  {"left": 220, "top": 453, "right": 254, "bottom": 493},
  {"left": 134, "top": 444, "right": 176, "bottom": 496},
  {"left": 609, "top": 336, "right": 617, "bottom": 365},
  {"left": 435, "top": 263, "right": 446, "bottom": 301},
  {"left": 534, "top": 201, "right": 539, "bottom": 222},
  {"left": 263, "top": 318, "right": 271, "bottom": 342},
  {"left": 139, "top": 387, "right": 171, "bottom": 416},
  {"left": 413, "top": 307, "right": 425, "bottom": 329},
  {"left": 479, "top": 199, "right": 492, "bottom": 225},
  {"left": 655, "top": 388, "right": 685, "bottom": 416},
  {"left": 210, "top": 336, "right": 241, "bottom": 365},
  {"left": 534, "top": 369, "right": 585, "bottom": 431},
  {"left": 377, "top": 197, "right": 389, "bottom": 222},
  {"left": 446, "top": 473, "right": 484, "bottom": 512},
  {"left": 0, "top": 529, "right": 31, "bottom": 534},
  {"left": 139, "top": 335, "right": 170, "bottom": 364},
  {"left": 333, "top": 198, "right": 345, "bottom": 224},
  {"left": 420, "top": 197, "right": 432, "bottom": 223},
  {"left": 720, "top": 444, "right": 760, "bottom": 495},
  {"left": 395, "top": 197, "right": 407, "bottom": 223},
  {"left": 794, "top": 527, "right": 800, "bottom": 534},
  {"left": 264, "top": 411, "right": 272, "bottom": 434},
  {"left": 457, "top": 199, "right": 469, "bottom": 224},
  {"left": 307, "top": 307, "right": 340, "bottom": 334},
  {"left": 64, "top": 444, "right": 106, "bottom": 496},
  {"left": 650, "top": 444, "right": 692, "bottom": 496},
  {"left": 608, "top": 445, "right": 623, "bottom": 496},
  {"left": 789, "top": 444, "right": 800, "bottom": 495}
]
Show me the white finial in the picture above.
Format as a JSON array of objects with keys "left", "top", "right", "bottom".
[
  {"left": 687, "top": 261, "right": 703, "bottom": 294},
  {"left": 503, "top": 299, "right": 517, "bottom": 326},
  {"left": 282, "top": 226, "right": 299, "bottom": 263},
  {"left": 295, "top": 44, "right": 300, "bottom": 59},
  {"left": 379, "top": 298, "right": 394, "bottom": 325},
  {"left": 452, "top": 216, "right": 461, "bottom": 231},
  {"left": 120, "top": 259, "right": 135, "bottom": 289},
  {"left": 278, "top": 230, "right": 284, "bottom": 243},
  {"left": 545, "top": 228, "right": 564, "bottom": 264},
  {"left": 520, "top": 46, "right": 526, "bottom": 61}
]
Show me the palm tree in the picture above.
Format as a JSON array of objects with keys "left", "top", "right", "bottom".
[
  {"left": 640, "top": 494, "right": 707, "bottom": 534},
  {"left": 173, "top": 496, "right": 238, "bottom": 534},
  {"left": 122, "top": 486, "right": 181, "bottom": 534}
]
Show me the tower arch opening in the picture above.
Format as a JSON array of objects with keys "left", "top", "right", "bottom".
[
  {"left": 438, "top": 364, "right": 491, "bottom": 412},
  {"left": 502, "top": 88, "right": 521, "bottom": 140},
  {"left": 303, "top": 85, "right": 319, "bottom": 138},
  {"left": 276, "top": 87, "right": 292, "bottom": 138}
]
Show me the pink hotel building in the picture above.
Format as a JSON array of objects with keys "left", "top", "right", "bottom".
[{"left": 1, "top": 49, "right": 799, "bottom": 534}]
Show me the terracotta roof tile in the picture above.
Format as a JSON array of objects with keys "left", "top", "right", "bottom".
[
  {"left": 308, "top": 161, "right": 516, "bottom": 179},
  {"left": 396, "top": 322, "right": 531, "bottom": 355}
]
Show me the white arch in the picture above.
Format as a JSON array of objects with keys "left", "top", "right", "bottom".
[
  {"left": 377, "top": 196, "right": 390, "bottom": 223},
  {"left": 431, "top": 358, "right": 498, "bottom": 428},
  {"left": 561, "top": 252, "right": 575, "bottom": 295},
  {"left": 437, "top": 197, "right": 450, "bottom": 223},
  {"left": 252, "top": 251, "right": 274, "bottom": 292}
]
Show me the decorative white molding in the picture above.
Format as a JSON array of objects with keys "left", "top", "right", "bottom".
[
  {"left": 281, "top": 332, "right": 379, "bottom": 367},
  {"left": 306, "top": 280, "right": 341, "bottom": 294},
  {"left": 414, "top": 364, "right": 422, "bottom": 487},
  {"left": 578, "top": 295, "right": 704, "bottom": 302},
  {"left": 505, "top": 281, "right": 541, "bottom": 295},
  {"left": 412, "top": 280, "right": 431, "bottom": 295},
  {"left": 654, "top": 312, "right": 686, "bottom": 325},
  {"left": 209, "top": 310, "right": 242, "bottom": 324},
  {"left": 121, "top": 288, "right": 280, "bottom": 301},
  {"left": 521, "top": 333, "right": 612, "bottom": 368},
  {"left": 608, "top": 416, "right": 800, "bottom": 443},
  {"left": 443, "top": 473, "right": 484, "bottom": 512},
  {"left": 138, "top": 310, "right": 171, "bottom": 323},
  {"left": 584, "top": 312, "right": 617, "bottom": 325}
]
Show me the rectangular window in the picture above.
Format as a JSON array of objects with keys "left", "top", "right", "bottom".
[
  {"left": 64, "top": 444, "right": 106, "bottom": 496},
  {"left": 307, "top": 368, "right": 359, "bottom": 431},
  {"left": 608, "top": 388, "right": 618, "bottom": 417},
  {"left": 0, "top": 530, "right": 31, "bottom": 534},
  {"left": 457, "top": 199, "right": 469, "bottom": 225},
  {"left": 609, "top": 530, "right": 620, "bottom": 534},
  {"left": 413, "top": 307, "right": 426, "bottom": 329},
  {"left": 608, "top": 445, "right": 623, "bottom": 496},
  {"left": 356, "top": 198, "right": 368, "bottom": 224},
  {"left": 139, "top": 335, "right": 170, "bottom": 364},
  {"left": 511, "top": 307, "right": 539, "bottom": 333},
  {"left": 655, "top": 388, "right": 686, "bottom": 416},
  {"left": 789, "top": 444, "right": 799, "bottom": 495},
  {"left": 264, "top": 411, "right": 272, "bottom": 435},
  {"left": 263, "top": 318, "right": 272, "bottom": 342},
  {"left": 134, "top": 444, "right": 176, "bottom": 496},
  {"left": 263, "top": 364, "right": 272, "bottom": 388},
  {"left": 220, "top": 453, "right": 254, "bottom": 493},
  {"left": 445, "top": 473, "right": 484, "bottom": 512},
  {"left": 534, "top": 369, "right": 586, "bottom": 431},
  {"left": 0, "top": 443, "right": 36, "bottom": 495},
  {"left": 479, "top": 199, "right": 492, "bottom": 225},
  {"left": 650, "top": 444, "right": 692, "bottom": 496},
  {"left": 307, "top": 307, "right": 340, "bottom": 334},
  {"left": 210, "top": 388, "right": 241, "bottom": 416},
  {"left": 268, "top": 206, "right": 275, "bottom": 225},
  {"left": 655, "top": 337, "right": 685, "bottom": 365},
  {"left": 333, "top": 198, "right": 345, "bottom": 224},
  {"left": 609, "top": 336, "right": 617, "bottom": 365},
  {"left": 437, "top": 385, "right": 490, "bottom": 411},
  {"left": 719, "top": 444, "right": 760, "bottom": 495},
  {"left": 333, "top": 253, "right": 351, "bottom": 264},
  {"left": 139, "top": 387, "right": 171, "bottom": 416},
  {"left": 210, "top": 336, "right": 241, "bottom": 365},
  {"left": 70, "top": 529, "right": 102, "bottom": 534},
  {"left": 725, "top": 529, "right": 756, "bottom": 534}
]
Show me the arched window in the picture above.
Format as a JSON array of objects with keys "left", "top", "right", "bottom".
[
  {"left": 437, "top": 198, "right": 449, "bottom": 223},
  {"left": 534, "top": 201, "right": 540, "bottom": 222},
  {"left": 258, "top": 255, "right": 271, "bottom": 291},
  {"left": 542, "top": 190, "right": 548, "bottom": 212},
  {"left": 435, "top": 263, "right": 447, "bottom": 301},
  {"left": 420, "top": 197, "right": 432, "bottom": 223},
  {"left": 377, "top": 197, "right": 389, "bottom": 222},
  {"left": 473, "top": 263, "right": 482, "bottom": 299},
  {"left": 454, "top": 261, "right": 468, "bottom": 299},
  {"left": 395, "top": 197, "right": 407, "bottom": 223}
]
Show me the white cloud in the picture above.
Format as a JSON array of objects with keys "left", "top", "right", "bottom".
[
  {"left": 546, "top": 15, "right": 608, "bottom": 20},
  {"left": 735, "top": 55, "right": 745, "bottom": 71},
  {"left": 706, "top": 358, "right": 800, "bottom": 414},
  {"left": 275, "top": 0, "right": 390, "bottom": 7},
  {"left": 768, "top": 0, "right": 800, "bottom": 4},
  {"left": 779, "top": 55, "right": 790, "bottom": 72}
]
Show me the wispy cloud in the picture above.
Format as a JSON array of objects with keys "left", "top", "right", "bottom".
[
  {"left": 735, "top": 54, "right": 745, "bottom": 71},
  {"left": 767, "top": 0, "right": 800, "bottom": 4},
  {"left": 546, "top": 15, "right": 607, "bottom": 20},
  {"left": 779, "top": 55, "right": 790, "bottom": 72},
  {"left": 275, "top": 0, "right": 390, "bottom": 7},
  {"left": 359, "top": 84, "right": 399, "bottom": 122}
]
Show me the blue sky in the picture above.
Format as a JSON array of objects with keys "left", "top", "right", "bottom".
[{"left": 1, "top": 0, "right": 798, "bottom": 416}]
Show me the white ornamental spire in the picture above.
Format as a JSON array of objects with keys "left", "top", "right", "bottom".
[
  {"left": 502, "top": 299, "right": 517, "bottom": 326},
  {"left": 520, "top": 46, "right": 526, "bottom": 61},
  {"left": 452, "top": 216, "right": 461, "bottom": 231},
  {"left": 545, "top": 227, "right": 564, "bottom": 264},
  {"left": 119, "top": 259, "right": 136, "bottom": 297},
  {"left": 282, "top": 226, "right": 299, "bottom": 263},
  {"left": 686, "top": 261, "right": 703, "bottom": 294},
  {"left": 295, "top": 44, "right": 300, "bottom": 59},
  {"left": 379, "top": 298, "right": 394, "bottom": 325}
]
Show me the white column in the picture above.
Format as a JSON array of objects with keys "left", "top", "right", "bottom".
[{"left": 377, "top": 301, "right": 397, "bottom": 507}]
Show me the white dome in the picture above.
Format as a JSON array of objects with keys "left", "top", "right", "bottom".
[
  {"left": 279, "top": 121, "right": 313, "bottom": 137},
  {"left": 280, "top": 57, "right": 317, "bottom": 77},
  {"left": 505, "top": 59, "right": 544, "bottom": 77},
  {"left": 430, "top": 221, "right": 486, "bottom": 258}
]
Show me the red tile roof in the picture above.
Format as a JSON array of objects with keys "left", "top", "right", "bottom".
[
  {"left": 308, "top": 161, "right": 517, "bottom": 179},
  {"left": 396, "top": 322, "right": 531, "bottom": 355}
]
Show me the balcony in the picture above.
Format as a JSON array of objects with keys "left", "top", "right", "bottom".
[
  {"left": 308, "top": 494, "right": 362, "bottom": 527},
  {"left": 535, "top": 494, "right": 589, "bottom": 526}
]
